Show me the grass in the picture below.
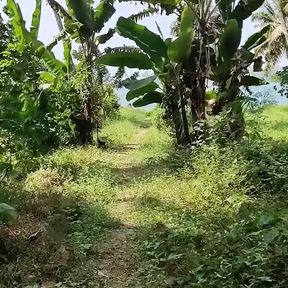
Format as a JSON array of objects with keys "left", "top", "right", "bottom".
[
  {"left": 100, "top": 107, "right": 148, "bottom": 148},
  {"left": 262, "top": 105, "right": 288, "bottom": 141},
  {"left": 1, "top": 106, "right": 288, "bottom": 287}
]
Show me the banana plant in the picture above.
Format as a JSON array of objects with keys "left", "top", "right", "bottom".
[
  {"left": 212, "top": 23, "right": 269, "bottom": 115},
  {"left": 177, "top": 0, "right": 267, "bottom": 140},
  {"left": 47, "top": 0, "right": 118, "bottom": 144},
  {"left": 5, "top": 0, "right": 68, "bottom": 77},
  {"left": 97, "top": 5, "right": 195, "bottom": 145},
  {"left": 209, "top": 2, "right": 268, "bottom": 140},
  {"left": 3, "top": 0, "right": 71, "bottom": 138},
  {"left": 97, "top": 0, "right": 268, "bottom": 144}
]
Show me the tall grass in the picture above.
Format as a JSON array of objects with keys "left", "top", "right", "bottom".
[{"left": 100, "top": 107, "right": 147, "bottom": 148}]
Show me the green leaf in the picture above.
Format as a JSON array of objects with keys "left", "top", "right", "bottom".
[
  {"left": 206, "top": 90, "right": 218, "bottom": 100},
  {"left": 127, "top": 82, "right": 158, "bottom": 101},
  {"left": 117, "top": 17, "right": 168, "bottom": 60},
  {"left": 35, "top": 42, "right": 66, "bottom": 76},
  {"left": 133, "top": 91, "right": 162, "bottom": 107},
  {"left": 93, "top": 0, "right": 115, "bottom": 33},
  {"left": 64, "top": 39, "right": 72, "bottom": 73},
  {"left": 30, "top": 0, "right": 42, "bottom": 39},
  {"left": 67, "top": 0, "right": 94, "bottom": 37},
  {"left": 48, "top": 0, "right": 76, "bottom": 36},
  {"left": 47, "top": 29, "right": 68, "bottom": 51},
  {"left": 167, "top": 33, "right": 193, "bottom": 63},
  {"left": 259, "top": 214, "right": 275, "bottom": 226},
  {"left": 219, "top": 19, "right": 241, "bottom": 61},
  {"left": 167, "top": 6, "right": 195, "bottom": 62},
  {"left": 0, "top": 203, "right": 17, "bottom": 224},
  {"left": 96, "top": 52, "right": 153, "bottom": 69},
  {"left": 6, "top": 0, "right": 30, "bottom": 43},
  {"left": 38, "top": 71, "right": 56, "bottom": 83},
  {"left": 240, "top": 76, "right": 266, "bottom": 86},
  {"left": 39, "top": 83, "right": 53, "bottom": 90},
  {"left": 263, "top": 228, "right": 279, "bottom": 244},
  {"left": 179, "top": 5, "right": 194, "bottom": 34},
  {"left": 124, "top": 76, "right": 157, "bottom": 90},
  {"left": 231, "top": 0, "right": 265, "bottom": 21},
  {"left": 97, "top": 28, "right": 115, "bottom": 44},
  {"left": 243, "top": 25, "right": 269, "bottom": 50},
  {"left": 155, "top": 21, "right": 164, "bottom": 39}
]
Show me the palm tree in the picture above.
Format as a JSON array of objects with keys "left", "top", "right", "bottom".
[{"left": 253, "top": 0, "right": 288, "bottom": 69}]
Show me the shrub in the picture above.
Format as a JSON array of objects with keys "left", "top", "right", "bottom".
[{"left": 25, "top": 168, "right": 63, "bottom": 194}]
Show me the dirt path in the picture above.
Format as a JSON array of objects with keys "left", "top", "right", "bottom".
[{"left": 95, "top": 128, "right": 148, "bottom": 287}]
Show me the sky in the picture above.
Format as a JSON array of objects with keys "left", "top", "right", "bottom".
[{"left": 1, "top": 0, "right": 286, "bottom": 104}]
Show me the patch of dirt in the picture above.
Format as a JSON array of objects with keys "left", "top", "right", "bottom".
[
  {"left": 0, "top": 213, "right": 75, "bottom": 287},
  {"left": 96, "top": 226, "right": 140, "bottom": 288},
  {"left": 93, "top": 129, "right": 149, "bottom": 287}
]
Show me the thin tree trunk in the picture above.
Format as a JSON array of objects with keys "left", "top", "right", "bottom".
[
  {"left": 170, "top": 99, "right": 183, "bottom": 145},
  {"left": 190, "top": 79, "right": 206, "bottom": 122},
  {"left": 179, "top": 89, "right": 191, "bottom": 145}
]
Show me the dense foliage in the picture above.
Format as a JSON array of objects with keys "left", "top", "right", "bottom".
[
  {"left": 98, "top": 0, "right": 268, "bottom": 145},
  {"left": 2, "top": 0, "right": 288, "bottom": 287}
]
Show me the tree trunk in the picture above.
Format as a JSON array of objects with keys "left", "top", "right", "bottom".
[
  {"left": 80, "top": 46, "right": 97, "bottom": 145},
  {"left": 169, "top": 96, "right": 183, "bottom": 145},
  {"left": 179, "top": 89, "right": 191, "bottom": 146},
  {"left": 82, "top": 95, "right": 93, "bottom": 144},
  {"left": 70, "top": 110, "right": 93, "bottom": 145},
  {"left": 226, "top": 104, "right": 245, "bottom": 141},
  {"left": 190, "top": 80, "right": 206, "bottom": 122}
]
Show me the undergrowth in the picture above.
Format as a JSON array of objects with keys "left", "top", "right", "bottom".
[{"left": 1, "top": 106, "right": 288, "bottom": 287}]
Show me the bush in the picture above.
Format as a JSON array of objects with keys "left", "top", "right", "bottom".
[
  {"left": 147, "top": 106, "right": 167, "bottom": 130},
  {"left": 25, "top": 168, "right": 63, "bottom": 194}
]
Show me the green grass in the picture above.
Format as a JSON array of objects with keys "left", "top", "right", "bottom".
[
  {"left": 2, "top": 105, "right": 288, "bottom": 287},
  {"left": 100, "top": 107, "right": 148, "bottom": 148},
  {"left": 262, "top": 105, "right": 288, "bottom": 141}
]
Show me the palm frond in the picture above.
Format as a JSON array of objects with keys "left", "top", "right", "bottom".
[
  {"left": 104, "top": 46, "right": 141, "bottom": 53},
  {"left": 252, "top": 0, "right": 288, "bottom": 69},
  {"left": 128, "top": 7, "right": 159, "bottom": 22}
]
